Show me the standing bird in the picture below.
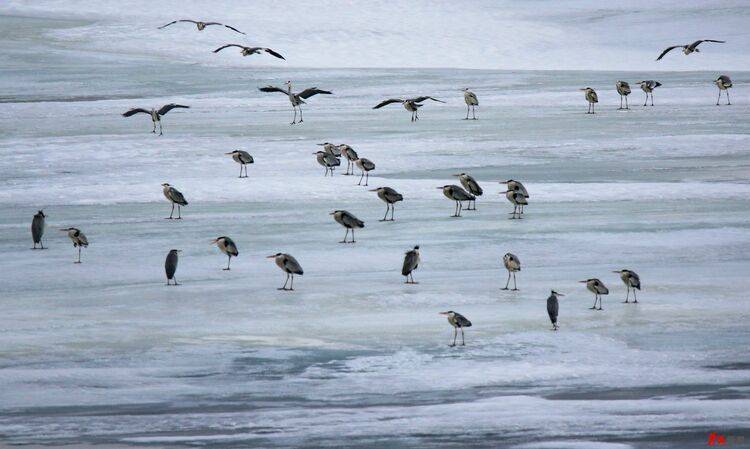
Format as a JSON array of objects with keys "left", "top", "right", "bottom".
[
  {"left": 370, "top": 186, "right": 403, "bottom": 221},
  {"left": 339, "top": 144, "right": 358, "bottom": 175},
  {"left": 267, "top": 253, "right": 303, "bottom": 291},
  {"left": 318, "top": 142, "right": 341, "bottom": 157},
  {"left": 60, "top": 227, "right": 88, "bottom": 263},
  {"left": 502, "top": 253, "right": 521, "bottom": 291},
  {"left": 330, "top": 210, "right": 364, "bottom": 243},
  {"left": 31, "top": 210, "right": 46, "bottom": 249},
  {"left": 616, "top": 81, "right": 631, "bottom": 110},
  {"left": 504, "top": 189, "right": 528, "bottom": 219},
  {"left": 500, "top": 179, "right": 529, "bottom": 214},
  {"left": 440, "top": 311, "right": 472, "bottom": 347},
  {"left": 161, "top": 183, "right": 188, "bottom": 219},
  {"left": 547, "top": 290, "right": 564, "bottom": 331},
  {"left": 638, "top": 81, "right": 661, "bottom": 106},
  {"left": 373, "top": 96, "right": 445, "bottom": 122},
  {"left": 453, "top": 173, "right": 482, "bottom": 210},
  {"left": 158, "top": 19, "right": 245, "bottom": 34},
  {"left": 122, "top": 104, "right": 189, "bottom": 136},
  {"left": 580, "top": 87, "right": 598, "bottom": 114},
  {"left": 355, "top": 158, "right": 375, "bottom": 186},
  {"left": 613, "top": 269, "right": 641, "bottom": 303},
  {"left": 213, "top": 45, "right": 285, "bottom": 60},
  {"left": 437, "top": 185, "right": 475, "bottom": 217},
  {"left": 462, "top": 88, "right": 478, "bottom": 120},
  {"left": 226, "top": 150, "right": 253, "bottom": 178},
  {"left": 314, "top": 151, "right": 341, "bottom": 176},
  {"left": 580, "top": 278, "right": 609, "bottom": 310},
  {"left": 211, "top": 236, "right": 238, "bottom": 270},
  {"left": 715, "top": 75, "right": 732, "bottom": 105},
  {"left": 259, "top": 81, "right": 332, "bottom": 124},
  {"left": 165, "top": 249, "right": 181, "bottom": 285},
  {"left": 656, "top": 39, "right": 725, "bottom": 60},
  {"left": 402, "top": 245, "right": 420, "bottom": 284}
]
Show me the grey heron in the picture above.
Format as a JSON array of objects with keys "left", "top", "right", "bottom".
[
  {"left": 373, "top": 96, "right": 445, "bottom": 122},
  {"left": 616, "top": 81, "right": 631, "bottom": 110},
  {"left": 637, "top": 81, "right": 661, "bottom": 106},
  {"left": 502, "top": 253, "right": 520, "bottom": 291},
  {"left": 580, "top": 278, "right": 608, "bottom": 310},
  {"left": 462, "top": 88, "right": 478, "bottom": 120},
  {"left": 60, "top": 227, "right": 88, "bottom": 263},
  {"left": 656, "top": 40, "right": 725, "bottom": 60},
  {"left": 369, "top": 186, "right": 403, "bottom": 221},
  {"left": 437, "top": 185, "right": 474, "bottom": 217},
  {"left": 547, "top": 290, "right": 564, "bottom": 331},
  {"left": 213, "top": 45, "right": 285, "bottom": 60},
  {"left": 504, "top": 189, "right": 527, "bottom": 219},
  {"left": 580, "top": 87, "right": 598, "bottom": 114},
  {"left": 162, "top": 183, "right": 188, "bottom": 219},
  {"left": 212, "top": 236, "right": 238, "bottom": 270},
  {"left": 314, "top": 151, "right": 340, "bottom": 176},
  {"left": 339, "top": 144, "right": 358, "bottom": 175},
  {"left": 122, "top": 103, "right": 189, "bottom": 135},
  {"left": 402, "top": 245, "right": 420, "bottom": 284},
  {"left": 715, "top": 75, "right": 732, "bottom": 105},
  {"left": 613, "top": 269, "right": 641, "bottom": 303},
  {"left": 330, "top": 210, "right": 364, "bottom": 243},
  {"left": 440, "top": 311, "right": 472, "bottom": 346},
  {"left": 500, "top": 179, "right": 529, "bottom": 214},
  {"left": 158, "top": 19, "right": 245, "bottom": 34},
  {"left": 318, "top": 142, "right": 341, "bottom": 157},
  {"left": 259, "top": 81, "right": 332, "bottom": 124},
  {"left": 226, "top": 150, "right": 253, "bottom": 178},
  {"left": 267, "top": 253, "right": 303, "bottom": 290},
  {"left": 356, "top": 158, "right": 375, "bottom": 186},
  {"left": 165, "top": 249, "right": 181, "bottom": 285},
  {"left": 31, "top": 210, "right": 46, "bottom": 249},
  {"left": 453, "top": 173, "right": 482, "bottom": 210}
]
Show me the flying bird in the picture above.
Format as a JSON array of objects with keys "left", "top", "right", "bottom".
[
  {"left": 580, "top": 87, "right": 598, "bottom": 114},
  {"left": 122, "top": 104, "right": 189, "bottom": 135},
  {"left": 369, "top": 186, "right": 403, "bottom": 221},
  {"left": 60, "top": 227, "right": 88, "bottom": 263},
  {"left": 502, "top": 253, "right": 520, "bottom": 291},
  {"left": 638, "top": 80, "right": 661, "bottom": 106},
  {"left": 161, "top": 183, "right": 188, "bottom": 219},
  {"left": 613, "top": 269, "right": 641, "bottom": 303},
  {"left": 402, "top": 245, "right": 420, "bottom": 284},
  {"left": 314, "top": 150, "right": 340, "bottom": 176},
  {"left": 226, "top": 150, "right": 253, "bottom": 178},
  {"left": 355, "top": 158, "right": 375, "bottom": 186},
  {"left": 165, "top": 249, "right": 181, "bottom": 285},
  {"left": 715, "top": 75, "right": 732, "bottom": 105},
  {"left": 212, "top": 236, "right": 238, "bottom": 270},
  {"left": 31, "top": 210, "right": 46, "bottom": 249},
  {"left": 547, "top": 290, "right": 564, "bottom": 331},
  {"left": 437, "top": 185, "right": 475, "bottom": 217},
  {"left": 580, "top": 278, "right": 608, "bottom": 310},
  {"left": 259, "top": 81, "right": 332, "bottom": 124},
  {"left": 616, "top": 81, "right": 631, "bottom": 110},
  {"left": 213, "top": 45, "right": 285, "bottom": 60},
  {"left": 462, "top": 88, "right": 478, "bottom": 120},
  {"left": 267, "top": 253, "right": 303, "bottom": 291},
  {"left": 453, "top": 173, "right": 482, "bottom": 210},
  {"left": 158, "top": 19, "right": 245, "bottom": 34},
  {"left": 330, "top": 210, "right": 364, "bottom": 243},
  {"left": 440, "top": 311, "right": 472, "bottom": 347},
  {"left": 373, "top": 96, "right": 445, "bottom": 122},
  {"left": 656, "top": 40, "right": 725, "bottom": 60}
]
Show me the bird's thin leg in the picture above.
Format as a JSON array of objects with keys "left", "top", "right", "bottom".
[
  {"left": 717, "top": 90, "right": 721, "bottom": 106},
  {"left": 727, "top": 90, "right": 731, "bottom": 105},
  {"left": 411, "top": 111, "right": 415, "bottom": 122},
  {"left": 633, "top": 289, "right": 638, "bottom": 303},
  {"left": 239, "top": 165, "right": 243, "bottom": 178},
  {"left": 298, "top": 105, "right": 303, "bottom": 123},
  {"left": 280, "top": 273, "right": 289, "bottom": 290},
  {"left": 503, "top": 271, "right": 511, "bottom": 290},
  {"left": 381, "top": 205, "right": 389, "bottom": 221},
  {"left": 465, "top": 105, "right": 469, "bottom": 120},
  {"left": 223, "top": 255, "right": 231, "bottom": 270},
  {"left": 650, "top": 93, "right": 654, "bottom": 106},
  {"left": 176, "top": 205, "right": 181, "bottom": 219},
  {"left": 619, "top": 95, "right": 622, "bottom": 109},
  {"left": 458, "top": 201, "right": 463, "bottom": 217},
  {"left": 290, "top": 274, "right": 295, "bottom": 291},
  {"left": 364, "top": 171, "right": 369, "bottom": 186},
  {"left": 592, "top": 102, "right": 595, "bottom": 114},
  {"left": 460, "top": 328, "right": 465, "bottom": 346},
  {"left": 624, "top": 286, "right": 630, "bottom": 303},
  {"left": 358, "top": 171, "right": 364, "bottom": 185},
  {"left": 159, "top": 121, "right": 163, "bottom": 136},
  {"left": 625, "top": 96, "right": 629, "bottom": 109},
  {"left": 512, "top": 272, "right": 518, "bottom": 291},
  {"left": 643, "top": 94, "right": 648, "bottom": 107},
  {"left": 390, "top": 203, "right": 395, "bottom": 221},
  {"left": 291, "top": 106, "right": 297, "bottom": 125},
  {"left": 350, "top": 228, "right": 355, "bottom": 243},
  {"left": 598, "top": 294, "right": 603, "bottom": 310},
  {"left": 340, "top": 228, "right": 349, "bottom": 244},
  {"left": 451, "top": 328, "right": 457, "bottom": 347},
  {"left": 168, "top": 203, "right": 175, "bottom": 219},
  {"left": 590, "top": 295, "right": 597, "bottom": 309},
  {"left": 174, "top": 277, "right": 180, "bottom": 286},
  {"left": 472, "top": 105, "right": 477, "bottom": 120},
  {"left": 76, "top": 246, "right": 81, "bottom": 263},
  {"left": 415, "top": 110, "right": 419, "bottom": 121}
]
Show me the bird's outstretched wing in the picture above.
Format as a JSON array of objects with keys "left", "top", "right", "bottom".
[
  {"left": 122, "top": 108, "right": 151, "bottom": 117},
  {"left": 262, "top": 48, "right": 286, "bottom": 60},
  {"left": 412, "top": 96, "right": 445, "bottom": 103},
  {"left": 298, "top": 88, "right": 333, "bottom": 99},
  {"left": 656, "top": 45, "right": 681, "bottom": 61},
  {"left": 373, "top": 98, "right": 404, "bottom": 109},
  {"left": 689, "top": 39, "right": 725, "bottom": 50},
  {"left": 158, "top": 19, "right": 197, "bottom": 29},
  {"left": 158, "top": 104, "right": 190, "bottom": 116},
  {"left": 213, "top": 44, "right": 245, "bottom": 53},
  {"left": 259, "top": 85, "right": 288, "bottom": 95},
  {"left": 223, "top": 24, "right": 246, "bottom": 35}
]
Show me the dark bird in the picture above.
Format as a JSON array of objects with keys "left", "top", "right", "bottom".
[
  {"left": 656, "top": 40, "right": 725, "bottom": 60},
  {"left": 370, "top": 186, "right": 403, "bottom": 221},
  {"left": 373, "top": 96, "right": 445, "bottom": 121},
  {"left": 715, "top": 75, "right": 732, "bottom": 105},
  {"left": 31, "top": 210, "right": 46, "bottom": 249},
  {"left": 158, "top": 19, "right": 245, "bottom": 34},
  {"left": 122, "top": 104, "right": 189, "bottom": 135},
  {"left": 165, "top": 249, "right": 181, "bottom": 285},
  {"left": 339, "top": 144, "right": 358, "bottom": 175},
  {"left": 502, "top": 253, "right": 521, "bottom": 291},
  {"left": 580, "top": 87, "right": 598, "bottom": 114},
  {"left": 504, "top": 189, "right": 528, "bottom": 219},
  {"left": 259, "top": 81, "right": 332, "bottom": 124},
  {"left": 454, "top": 173, "right": 482, "bottom": 210},
  {"left": 212, "top": 236, "right": 238, "bottom": 270},
  {"left": 616, "top": 81, "right": 631, "bottom": 110},
  {"left": 314, "top": 150, "right": 340, "bottom": 176},
  {"left": 500, "top": 179, "right": 529, "bottom": 215},
  {"left": 438, "top": 185, "right": 475, "bottom": 217},
  {"left": 268, "top": 253, "right": 303, "bottom": 291},
  {"left": 462, "top": 88, "right": 479, "bottom": 120},
  {"left": 637, "top": 81, "right": 661, "bottom": 106},
  {"left": 213, "top": 45, "right": 285, "bottom": 60},
  {"left": 161, "top": 183, "right": 188, "bottom": 219},
  {"left": 547, "top": 290, "right": 564, "bottom": 331},
  {"left": 318, "top": 142, "right": 341, "bottom": 156},
  {"left": 355, "top": 158, "right": 375, "bottom": 186},
  {"left": 60, "top": 227, "right": 88, "bottom": 263},
  {"left": 226, "top": 150, "right": 254, "bottom": 178},
  {"left": 402, "top": 245, "right": 420, "bottom": 284},
  {"left": 580, "top": 278, "right": 608, "bottom": 310},
  {"left": 330, "top": 210, "right": 364, "bottom": 243},
  {"left": 613, "top": 269, "right": 641, "bottom": 303},
  {"left": 440, "top": 311, "right": 472, "bottom": 347}
]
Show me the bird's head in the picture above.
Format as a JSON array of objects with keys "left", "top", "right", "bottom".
[
  {"left": 266, "top": 253, "right": 282, "bottom": 258},
  {"left": 170, "top": 249, "right": 182, "bottom": 254},
  {"left": 225, "top": 150, "right": 239, "bottom": 155},
  {"left": 551, "top": 290, "right": 565, "bottom": 297},
  {"left": 313, "top": 151, "right": 325, "bottom": 155},
  {"left": 59, "top": 227, "right": 74, "bottom": 232},
  {"left": 161, "top": 183, "right": 171, "bottom": 187},
  {"left": 612, "top": 269, "right": 626, "bottom": 274},
  {"left": 437, "top": 185, "right": 449, "bottom": 190},
  {"left": 413, "top": 245, "right": 420, "bottom": 250},
  {"left": 317, "top": 142, "right": 331, "bottom": 146},
  {"left": 37, "top": 209, "right": 45, "bottom": 217},
  {"left": 461, "top": 88, "right": 470, "bottom": 91},
  {"left": 329, "top": 210, "right": 340, "bottom": 216},
  {"left": 210, "top": 237, "right": 221, "bottom": 245},
  {"left": 284, "top": 80, "right": 292, "bottom": 87},
  {"left": 368, "top": 187, "right": 381, "bottom": 192},
  {"left": 578, "top": 280, "right": 590, "bottom": 284},
  {"left": 439, "top": 311, "right": 454, "bottom": 316},
  {"left": 452, "top": 173, "right": 465, "bottom": 177}
]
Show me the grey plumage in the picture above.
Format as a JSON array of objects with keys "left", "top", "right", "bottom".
[
  {"left": 330, "top": 210, "right": 364, "bottom": 243},
  {"left": 440, "top": 311, "right": 472, "bottom": 346},
  {"left": 502, "top": 253, "right": 520, "bottom": 291},
  {"left": 268, "top": 252, "right": 303, "bottom": 290},
  {"left": 637, "top": 80, "right": 661, "bottom": 106},
  {"left": 462, "top": 88, "right": 478, "bottom": 119},
  {"left": 370, "top": 186, "right": 403, "bottom": 221},
  {"left": 259, "top": 81, "right": 332, "bottom": 124},
  {"left": 60, "top": 227, "right": 88, "bottom": 263},
  {"left": 122, "top": 104, "right": 189, "bottom": 135},
  {"left": 373, "top": 96, "right": 445, "bottom": 121},
  {"left": 213, "top": 45, "right": 285, "bottom": 60},
  {"left": 547, "top": 290, "right": 563, "bottom": 330},
  {"left": 715, "top": 75, "right": 732, "bottom": 105},
  {"left": 212, "top": 236, "right": 238, "bottom": 270},
  {"left": 31, "top": 210, "right": 46, "bottom": 249},
  {"left": 656, "top": 39, "right": 725, "bottom": 60},
  {"left": 165, "top": 249, "right": 181, "bottom": 285},
  {"left": 339, "top": 144, "right": 358, "bottom": 175},
  {"left": 162, "top": 183, "right": 188, "bottom": 219},
  {"left": 355, "top": 158, "right": 375, "bottom": 186},
  {"left": 616, "top": 81, "right": 631, "bottom": 110},
  {"left": 158, "top": 19, "right": 245, "bottom": 34},
  {"left": 438, "top": 184, "right": 475, "bottom": 217},
  {"left": 580, "top": 87, "right": 598, "bottom": 114},
  {"left": 226, "top": 150, "right": 254, "bottom": 178},
  {"left": 314, "top": 151, "right": 341, "bottom": 176},
  {"left": 504, "top": 189, "right": 528, "bottom": 219},
  {"left": 613, "top": 269, "right": 641, "bottom": 303},
  {"left": 581, "top": 278, "right": 609, "bottom": 310},
  {"left": 454, "top": 173, "right": 482, "bottom": 210},
  {"left": 402, "top": 245, "right": 420, "bottom": 284}
]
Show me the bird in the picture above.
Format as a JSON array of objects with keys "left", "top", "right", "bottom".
[
  {"left": 504, "top": 189, "right": 527, "bottom": 219},
  {"left": 580, "top": 87, "right": 598, "bottom": 114},
  {"left": 437, "top": 185, "right": 475, "bottom": 217},
  {"left": 318, "top": 142, "right": 341, "bottom": 157},
  {"left": 613, "top": 269, "right": 641, "bottom": 303},
  {"left": 267, "top": 253, "right": 303, "bottom": 291},
  {"left": 500, "top": 179, "right": 529, "bottom": 214},
  {"left": 122, "top": 104, "right": 189, "bottom": 136},
  {"left": 616, "top": 81, "right": 631, "bottom": 110},
  {"left": 656, "top": 40, "right": 725, "bottom": 61},
  {"left": 339, "top": 144, "right": 358, "bottom": 175},
  {"left": 314, "top": 151, "right": 340, "bottom": 176},
  {"left": 462, "top": 88, "right": 478, "bottom": 120},
  {"left": 547, "top": 290, "right": 564, "bottom": 331},
  {"left": 165, "top": 249, "right": 181, "bottom": 285},
  {"left": 259, "top": 81, "right": 332, "bottom": 124},
  {"left": 580, "top": 278, "right": 608, "bottom": 310},
  {"left": 158, "top": 19, "right": 245, "bottom": 34},
  {"left": 225, "top": 150, "right": 254, "bottom": 178},
  {"left": 402, "top": 245, "right": 420, "bottom": 284},
  {"left": 213, "top": 45, "right": 285, "bottom": 60},
  {"left": 161, "top": 183, "right": 188, "bottom": 219},
  {"left": 440, "top": 311, "right": 472, "bottom": 347},
  {"left": 453, "top": 173, "right": 482, "bottom": 210},
  {"left": 31, "top": 210, "right": 46, "bottom": 249},
  {"left": 355, "top": 158, "right": 375, "bottom": 186},
  {"left": 369, "top": 186, "right": 403, "bottom": 221},
  {"left": 373, "top": 96, "right": 445, "bottom": 122},
  {"left": 211, "top": 236, "right": 238, "bottom": 270},
  {"left": 715, "top": 75, "right": 732, "bottom": 105},
  {"left": 502, "top": 253, "right": 520, "bottom": 291},
  {"left": 60, "top": 227, "right": 88, "bottom": 263},
  {"left": 638, "top": 80, "right": 661, "bottom": 106},
  {"left": 330, "top": 210, "right": 364, "bottom": 243}
]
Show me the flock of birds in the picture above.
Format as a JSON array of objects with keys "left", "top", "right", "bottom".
[{"left": 27, "top": 22, "right": 735, "bottom": 346}]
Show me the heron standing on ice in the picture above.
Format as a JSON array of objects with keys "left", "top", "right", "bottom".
[
  {"left": 501, "top": 180, "right": 529, "bottom": 214},
  {"left": 226, "top": 150, "right": 253, "bottom": 178},
  {"left": 314, "top": 151, "right": 340, "bottom": 176},
  {"left": 454, "top": 173, "right": 482, "bottom": 210},
  {"left": 638, "top": 81, "right": 661, "bottom": 106},
  {"left": 60, "top": 227, "right": 88, "bottom": 263},
  {"left": 339, "top": 144, "right": 358, "bottom": 175},
  {"left": 330, "top": 210, "right": 364, "bottom": 243},
  {"left": 162, "top": 183, "right": 187, "bottom": 219},
  {"left": 715, "top": 75, "right": 732, "bottom": 105},
  {"left": 373, "top": 96, "right": 445, "bottom": 122},
  {"left": 122, "top": 104, "right": 189, "bottom": 135},
  {"left": 616, "top": 81, "right": 631, "bottom": 110},
  {"left": 370, "top": 186, "right": 403, "bottom": 221},
  {"left": 462, "top": 88, "right": 478, "bottom": 120},
  {"left": 165, "top": 249, "right": 181, "bottom": 285},
  {"left": 259, "top": 81, "right": 332, "bottom": 124},
  {"left": 440, "top": 311, "right": 472, "bottom": 346},
  {"left": 504, "top": 189, "right": 527, "bottom": 219},
  {"left": 212, "top": 236, "right": 238, "bottom": 270},
  {"left": 31, "top": 210, "right": 46, "bottom": 249},
  {"left": 402, "top": 245, "right": 420, "bottom": 284},
  {"left": 580, "top": 87, "right": 598, "bottom": 114},
  {"left": 613, "top": 269, "right": 641, "bottom": 303},
  {"left": 502, "top": 253, "right": 521, "bottom": 291},
  {"left": 438, "top": 185, "right": 474, "bottom": 217},
  {"left": 581, "top": 278, "right": 608, "bottom": 310},
  {"left": 356, "top": 158, "right": 375, "bottom": 186},
  {"left": 547, "top": 290, "right": 564, "bottom": 331},
  {"left": 318, "top": 142, "right": 341, "bottom": 156},
  {"left": 267, "top": 253, "right": 303, "bottom": 290}
]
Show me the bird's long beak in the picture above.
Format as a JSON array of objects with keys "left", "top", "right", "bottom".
[
  {"left": 329, "top": 212, "right": 335, "bottom": 215},
  {"left": 436, "top": 187, "right": 444, "bottom": 189},
  {"left": 578, "top": 280, "right": 587, "bottom": 283},
  {"left": 210, "top": 239, "right": 218, "bottom": 244},
  {"left": 557, "top": 293, "right": 565, "bottom": 297},
  {"left": 439, "top": 311, "right": 448, "bottom": 315},
  {"left": 451, "top": 173, "right": 460, "bottom": 176},
  {"left": 225, "top": 152, "right": 233, "bottom": 155},
  {"left": 59, "top": 228, "right": 69, "bottom": 231},
  {"left": 265, "top": 255, "right": 276, "bottom": 259},
  {"left": 503, "top": 190, "right": 512, "bottom": 193},
  {"left": 612, "top": 270, "right": 621, "bottom": 273},
  {"left": 368, "top": 188, "right": 378, "bottom": 192}
]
